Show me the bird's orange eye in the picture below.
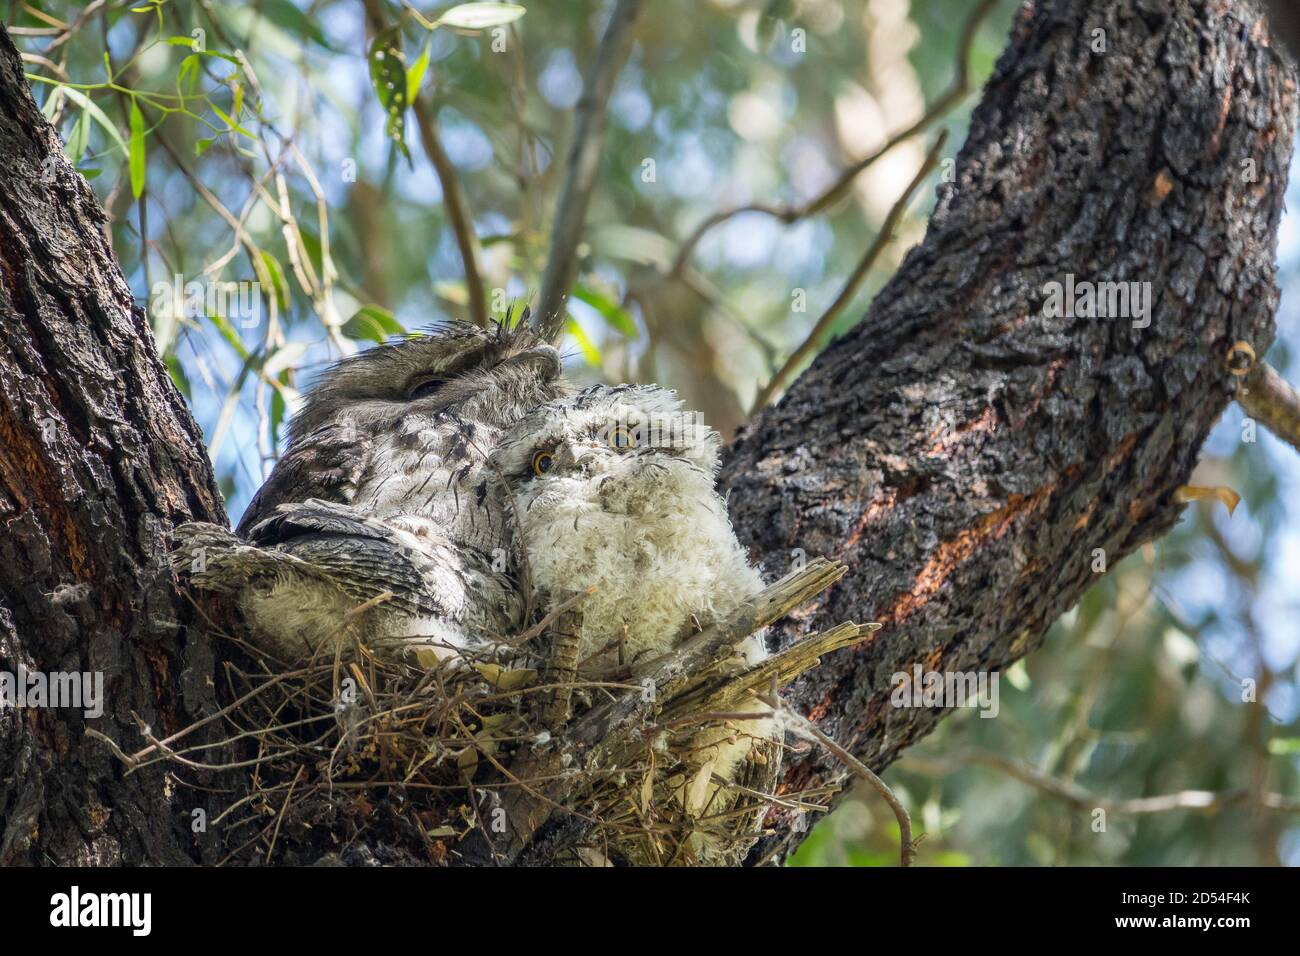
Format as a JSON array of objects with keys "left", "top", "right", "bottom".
[
  {"left": 608, "top": 426, "right": 636, "bottom": 450},
  {"left": 531, "top": 451, "right": 554, "bottom": 476}
]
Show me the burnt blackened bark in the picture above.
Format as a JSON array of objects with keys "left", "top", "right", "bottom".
[
  {"left": 0, "top": 27, "right": 226, "bottom": 864},
  {"left": 721, "top": 0, "right": 1296, "bottom": 863}
]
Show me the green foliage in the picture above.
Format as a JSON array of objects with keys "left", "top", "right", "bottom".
[
  {"left": 128, "top": 98, "right": 145, "bottom": 196},
  {"left": 368, "top": 26, "right": 411, "bottom": 161},
  {"left": 343, "top": 305, "right": 406, "bottom": 343}
]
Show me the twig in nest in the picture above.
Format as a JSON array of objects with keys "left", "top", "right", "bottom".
[
  {"left": 759, "top": 690, "right": 915, "bottom": 867},
  {"left": 343, "top": 590, "right": 395, "bottom": 621},
  {"left": 266, "top": 765, "right": 305, "bottom": 862},
  {"left": 503, "top": 585, "right": 596, "bottom": 647},
  {"left": 493, "top": 557, "right": 864, "bottom": 863}
]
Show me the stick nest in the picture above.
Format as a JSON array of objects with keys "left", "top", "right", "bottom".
[{"left": 106, "top": 558, "right": 875, "bottom": 866}]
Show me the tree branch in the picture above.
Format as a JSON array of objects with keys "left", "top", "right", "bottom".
[
  {"left": 1237, "top": 361, "right": 1300, "bottom": 454},
  {"left": 531, "top": 0, "right": 641, "bottom": 340},
  {"left": 0, "top": 22, "right": 229, "bottom": 866},
  {"left": 722, "top": 0, "right": 1296, "bottom": 865}
]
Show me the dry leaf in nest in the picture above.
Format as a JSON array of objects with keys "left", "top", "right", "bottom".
[
  {"left": 472, "top": 663, "right": 537, "bottom": 690},
  {"left": 1174, "top": 485, "right": 1241, "bottom": 516},
  {"left": 685, "top": 758, "right": 717, "bottom": 817},
  {"left": 456, "top": 746, "right": 479, "bottom": 778}
]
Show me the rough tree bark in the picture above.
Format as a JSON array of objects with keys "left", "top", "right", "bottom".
[
  {"left": 724, "top": 0, "right": 1295, "bottom": 863},
  {"left": 0, "top": 0, "right": 1293, "bottom": 866},
  {"left": 0, "top": 24, "right": 229, "bottom": 865}
]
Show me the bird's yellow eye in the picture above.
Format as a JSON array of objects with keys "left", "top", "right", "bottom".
[
  {"left": 608, "top": 426, "right": 636, "bottom": 450},
  {"left": 531, "top": 451, "right": 555, "bottom": 476}
]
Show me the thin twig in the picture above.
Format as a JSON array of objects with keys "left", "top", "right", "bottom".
[
  {"left": 122, "top": 666, "right": 314, "bottom": 765},
  {"left": 903, "top": 750, "right": 1300, "bottom": 815},
  {"left": 344, "top": 589, "right": 395, "bottom": 621},
  {"left": 265, "top": 765, "right": 305, "bottom": 862},
  {"left": 532, "top": 0, "right": 642, "bottom": 340},
  {"left": 42, "top": 0, "right": 106, "bottom": 52},
  {"left": 750, "top": 133, "right": 948, "bottom": 414},
  {"left": 411, "top": 97, "right": 489, "bottom": 327},
  {"left": 665, "top": 0, "right": 997, "bottom": 281},
  {"left": 503, "top": 586, "right": 596, "bottom": 647},
  {"left": 363, "top": 0, "right": 487, "bottom": 327},
  {"left": 761, "top": 692, "right": 916, "bottom": 867},
  {"left": 19, "top": 52, "right": 69, "bottom": 81}
]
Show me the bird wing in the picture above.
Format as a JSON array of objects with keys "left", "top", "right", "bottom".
[
  {"left": 170, "top": 521, "right": 331, "bottom": 593},
  {"left": 236, "top": 420, "right": 373, "bottom": 537},
  {"left": 245, "top": 499, "right": 522, "bottom": 638},
  {"left": 244, "top": 497, "right": 407, "bottom": 546},
  {"left": 239, "top": 499, "right": 443, "bottom": 617}
]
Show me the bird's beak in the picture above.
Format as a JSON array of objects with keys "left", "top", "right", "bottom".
[{"left": 501, "top": 344, "right": 562, "bottom": 381}]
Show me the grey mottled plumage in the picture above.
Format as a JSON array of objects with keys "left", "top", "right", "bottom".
[
  {"left": 239, "top": 319, "right": 566, "bottom": 546},
  {"left": 173, "top": 319, "right": 569, "bottom": 664}
]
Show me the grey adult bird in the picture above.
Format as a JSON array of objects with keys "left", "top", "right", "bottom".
[{"left": 172, "top": 318, "right": 569, "bottom": 665}]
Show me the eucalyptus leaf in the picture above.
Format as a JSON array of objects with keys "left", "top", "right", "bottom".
[
  {"left": 58, "top": 88, "right": 128, "bottom": 156},
  {"left": 64, "top": 109, "right": 91, "bottom": 163},
  {"left": 565, "top": 316, "right": 601, "bottom": 366},
  {"left": 436, "top": 3, "right": 526, "bottom": 30},
  {"left": 263, "top": 341, "right": 310, "bottom": 379},
  {"left": 368, "top": 26, "right": 410, "bottom": 161},
  {"left": 40, "top": 86, "right": 63, "bottom": 119},
  {"left": 128, "top": 99, "right": 146, "bottom": 198},
  {"left": 343, "top": 306, "right": 406, "bottom": 344},
  {"left": 573, "top": 282, "right": 636, "bottom": 338},
  {"left": 407, "top": 41, "right": 432, "bottom": 102},
  {"left": 260, "top": 251, "right": 292, "bottom": 311}
]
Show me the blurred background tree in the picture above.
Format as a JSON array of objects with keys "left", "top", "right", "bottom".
[{"left": 11, "top": 0, "right": 1298, "bottom": 865}]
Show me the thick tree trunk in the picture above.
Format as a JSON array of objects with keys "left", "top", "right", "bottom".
[
  {"left": 0, "top": 27, "right": 227, "bottom": 864},
  {"left": 0, "top": 0, "right": 1293, "bottom": 866},
  {"left": 722, "top": 0, "right": 1295, "bottom": 863}
]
